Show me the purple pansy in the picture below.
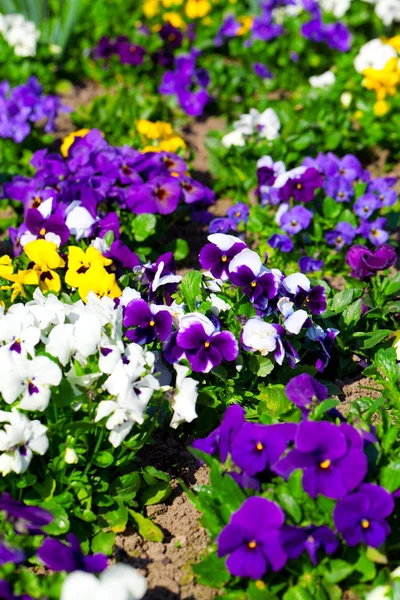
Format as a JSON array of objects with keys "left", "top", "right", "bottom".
[
  {"left": 37, "top": 533, "right": 108, "bottom": 573},
  {"left": 324, "top": 175, "right": 354, "bottom": 202},
  {"left": 272, "top": 421, "right": 367, "bottom": 499},
  {"left": 253, "top": 62, "right": 273, "bottom": 79},
  {"left": 0, "top": 492, "right": 53, "bottom": 535},
  {"left": 226, "top": 203, "right": 250, "bottom": 224},
  {"left": 193, "top": 404, "right": 245, "bottom": 462},
  {"left": 285, "top": 373, "right": 328, "bottom": 414},
  {"left": 334, "top": 484, "right": 394, "bottom": 547},
  {"left": 123, "top": 299, "right": 172, "bottom": 344},
  {"left": 128, "top": 176, "right": 181, "bottom": 215},
  {"left": 279, "top": 168, "right": 323, "bottom": 203},
  {"left": 346, "top": 244, "right": 397, "bottom": 280},
  {"left": 0, "top": 581, "right": 32, "bottom": 600},
  {"left": 280, "top": 206, "right": 313, "bottom": 235},
  {"left": 359, "top": 217, "right": 389, "bottom": 246},
  {"left": 199, "top": 233, "right": 246, "bottom": 281},
  {"left": 298, "top": 256, "right": 323, "bottom": 273},
  {"left": 353, "top": 194, "right": 380, "bottom": 219},
  {"left": 325, "top": 222, "right": 356, "bottom": 250},
  {"left": 217, "top": 497, "right": 287, "bottom": 579},
  {"left": 214, "top": 15, "right": 240, "bottom": 46},
  {"left": 174, "top": 313, "right": 238, "bottom": 373},
  {"left": 269, "top": 234, "right": 294, "bottom": 253},
  {"left": 368, "top": 177, "right": 397, "bottom": 207},
  {"left": 230, "top": 422, "right": 297, "bottom": 476},
  {"left": 281, "top": 525, "right": 338, "bottom": 565},
  {"left": 208, "top": 217, "right": 236, "bottom": 234},
  {"left": 229, "top": 249, "right": 278, "bottom": 311}
]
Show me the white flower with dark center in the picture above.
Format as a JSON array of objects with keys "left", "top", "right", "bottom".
[
  {"left": 0, "top": 312, "right": 40, "bottom": 357},
  {"left": 0, "top": 352, "right": 61, "bottom": 411},
  {"left": 0, "top": 409, "right": 48, "bottom": 475}
]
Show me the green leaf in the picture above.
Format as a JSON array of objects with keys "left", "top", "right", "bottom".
[
  {"left": 366, "top": 547, "right": 388, "bottom": 564},
  {"left": 358, "top": 330, "right": 392, "bottom": 349},
  {"left": 384, "top": 273, "right": 400, "bottom": 297},
  {"left": 331, "top": 289, "right": 355, "bottom": 313},
  {"left": 314, "top": 398, "right": 339, "bottom": 418},
  {"left": 109, "top": 473, "right": 142, "bottom": 502},
  {"left": 166, "top": 238, "right": 189, "bottom": 261},
  {"left": 323, "top": 196, "right": 341, "bottom": 220},
  {"left": 140, "top": 481, "right": 172, "bottom": 506},
  {"left": 131, "top": 213, "right": 157, "bottom": 242},
  {"left": 249, "top": 355, "right": 274, "bottom": 377},
  {"left": 374, "top": 348, "right": 398, "bottom": 383},
  {"left": 380, "top": 462, "right": 400, "bottom": 493},
  {"left": 277, "top": 492, "right": 302, "bottom": 523},
  {"left": 93, "top": 451, "right": 114, "bottom": 468},
  {"left": 101, "top": 502, "right": 128, "bottom": 533},
  {"left": 323, "top": 559, "right": 354, "bottom": 584},
  {"left": 180, "top": 271, "right": 203, "bottom": 311},
  {"left": 143, "top": 466, "right": 171, "bottom": 483},
  {"left": 283, "top": 587, "right": 313, "bottom": 600},
  {"left": 258, "top": 384, "right": 291, "bottom": 417},
  {"left": 192, "top": 552, "right": 231, "bottom": 588},
  {"left": 128, "top": 509, "right": 163, "bottom": 542},
  {"left": 342, "top": 299, "right": 362, "bottom": 327},
  {"left": 41, "top": 501, "right": 70, "bottom": 535},
  {"left": 91, "top": 531, "right": 116, "bottom": 556}
]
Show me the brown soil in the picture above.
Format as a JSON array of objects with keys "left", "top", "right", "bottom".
[
  {"left": 115, "top": 433, "right": 216, "bottom": 599},
  {"left": 55, "top": 80, "right": 104, "bottom": 139},
  {"left": 336, "top": 375, "right": 382, "bottom": 417}
]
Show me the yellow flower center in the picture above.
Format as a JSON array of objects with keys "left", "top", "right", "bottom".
[
  {"left": 149, "top": 320, "right": 155, "bottom": 326},
  {"left": 319, "top": 459, "right": 331, "bottom": 469},
  {"left": 361, "top": 519, "right": 370, "bottom": 529},
  {"left": 248, "top": 540, "right": 257, "bottom": 549},
  {"left": 256, "top": 442, "right": 263, "bottom": 451},
  {"left": 296, "top": 183, "right": 302, "bottom": 190},
  {"left": 221, "top": 255, "right": 228, "bottom": 262},
  {"left": 39, "top": 228, "right": 46, "bottom": 236},
  {"left": 250, "top": 281, "right": 257, "bottom": 288},
  {"left": 204, "top": 341, "right": 210, "bottom": 348}
]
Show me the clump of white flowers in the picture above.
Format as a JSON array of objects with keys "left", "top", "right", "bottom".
[
  {"left": 0, "top": 13, "right": 40, "bottom": 57},
  {"left": 222, "top": 108, "right": 281, "bottom": 148}
]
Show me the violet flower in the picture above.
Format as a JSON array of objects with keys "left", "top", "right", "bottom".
[
  {"left": 279, "top": 168, "right": 323, "bottom": 203},
  {"left": 281, "top": 525, "right": 338, "bottom": 565},
  {"left": 360, "top": 217, "right": 389, "bottom": 246},
  {"left": 199, "top": 233, "right": 246, "bottom": 281},
  {"left": 346, "top": 244, "right": 397, "bottom": 280},
  {"left": 0, "top": 543, "right": 25, "bottom": 567},
  {"left": 298, "top": 256, "right": 323, "bottom": 273},
  {"left": 193, "top": 404, "right": 245, "bottom": 462},
  {"left": 324, "top": 175, "right": 354, "bottom": 202},
  {"left": 280, "top": 206, "right": 313, "bottom": 235},
  {"left": 217, "top": 497, "right": 287, "bottom": 579},
  {"left": 333, "top": 483, "right": 394, "bottom": 547},
  {"left": 128, "top": 176, "right": 181, "bottom": 215},
  {"left": 0, "top": 581, "right": 32, "bottom": 600},
  {"left": 208, "top": 217, "right": 236, "bottom": 234},
  {"left": 353, "top": 194, "right": 380, "bottom": 219},
  {"left": 175, "top": 313, "right": 238, "bottom": 373},
  {"left": 325, "top": 222, "right": 356, "bottom": 250},
  {"left": 226, "top": 203, "right": 250, "bottom": 224},
  {"left": 285, "top": 373, "right": 327, "bottom": 414},
  {"left": 229, "top": 248, "right": 278, "bottom": 311},
  {"left": 214, "top": 15, "right": 240, "bottom": 46},
  {"left": 38, "top": 533, "right": 108, "bottom": 573},
  {"left": 272, "top": 421, "right": 367, "bottom": 499},
  {"left": 0, "top": 492, "right": 53, "bottom": 534},
  {"left": 269, "top": 234, "right": 293, "bottom": 253},
  {"left": 253, "top": 62, "right": 273, "bottom": 79},
  {"left": 230, "top": 422, "right": 297, "bottom": 476},
  {"left": 368, "top": 177, "right": 397, "bottom": 207},
  {"left": 123, "top": 299, "right": 172, "bottom": 344}
]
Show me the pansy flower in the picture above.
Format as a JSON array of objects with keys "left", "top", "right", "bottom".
[
  {"left": 123, "top": 299, "right": 172, "bottom": 345},
  {"left": 229, "top": 249, "right": 278, "bottom": 311},
  {"left": 199, "top": 234, "right": 246, "bottom": 281}
]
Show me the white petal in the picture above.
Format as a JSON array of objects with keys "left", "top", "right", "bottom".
[
  {"left": 229, "top": 248, "right": 261, "bottom": 277},
  {"left": 207, "top": 233, "right": 243, "bottom": 252},
  {"left": 61, "top": 571, "right": 101, "bottom": 600},
  {"left": 282, "top": 273, "right": 311, "bottom": 295},
  {"left": 179, "top": 312, "right": 215, "bottom": 337},
  {"left": 99, "top": 564, "right": 147, "bottom": 600},
  {"left": 284, "top": 310, "right": 309, "bottom": 335}
]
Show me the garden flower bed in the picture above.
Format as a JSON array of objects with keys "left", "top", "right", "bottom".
[{"left": 0, "top": 1, "right": 399, "bottom": 599}]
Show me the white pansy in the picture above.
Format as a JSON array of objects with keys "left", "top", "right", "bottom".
[
  {"left": 151, "top": 260, "right": 182, "bottom": 292},
  {"left": 27, "top": 288, "right": 66, "bottom": 330},
  {"left": 0, "top": 13, "right": 40, "bottom": 57},
  {"left": 222, "top": 129, "right": 246, "bottom": 148},
  {"left": 257, "top": 108, "right": 281, "bottom": 141},
  {"left": 119, "top": 287, "right": 141, "bottom": 307},
  {"left": 0, "top": 409, "right": 48, "bottom": 475},
  {"left": 374, "top": 0, "right": 400, "bottom": 24},
  {"left": 0, "top": 352, "right": 61, "bottom": 411},
  {"left": 209, "top": 293, "right": 231, "bottom": 316},
  {"left": 354, "top": 39, "right": 397, "bottom": 73},
  {"left": 340, "top": 92, "right": 352, "bottom": 108},
  {"left": 242, "top": 317, "right": 279, "bottom": 356},
  {"left": 277, "top": 297, "right": 309, "bottom": 335},
  {"left": 309, "top": 70, "right": 336, "bottom": 88},
  {"left": 0, "top": 312, "right": 40, "bottom": 357},
  {"left": 282, "top": 273, "right": 311, "bottom": 295},
  {"left": 256, "top": 155, "right": 286, "bottom": 177},
  {"left": 65, "top": 202, "right": 96, "bottom": 240},
  {"left": 90, "top": 237, "right": 109, "bottom": 253},
  {"left": 61, "top": 564, "right": 147, "bottom": 600},
  {"left": 318, "top": 0, "right": 351, "bottom": 17},
  {"left": 170, "top": 364, "right": 198, "bottom": 428}
]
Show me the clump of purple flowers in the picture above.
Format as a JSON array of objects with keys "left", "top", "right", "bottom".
[
  {"left": 3, "top": 128, "right": 214, "bottom": 255},
  {"left": 346, "top": 244, "right": 397, "bottom": 281},
  {"left": 0, "top": 77, "right": 70, "bottom": 143},
  {"left": 193, "top": 374, "right": 395, "bottom": 580}
]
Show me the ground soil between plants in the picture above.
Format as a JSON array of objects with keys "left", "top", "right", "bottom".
[{"left": 49, "top": 85, "right": 397, "bottom": 598}]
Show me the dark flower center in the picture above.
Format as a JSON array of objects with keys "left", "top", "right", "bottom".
[
  {"left": 371, "top": 229, "right": 378, "bottom": 236},
  {"left": 339, "top": 168, "right": 345, "bottom": 175},
  {"left": 291, "top": 220, "right": 297, "bottom": 227},
  {"left": 32, "top": 197, "right": 42, "bottom": 208},
  {"left": 40, "top": 271, "right": 53, "bottom": 282},
  {"left": 122, "top": 164, "right": 132, "bottom": 174},
  {"left": 163, "top": 157, "right": 175, "bottom": 168},
  {"left": 168, "top": 34, "right": 176, "bottom": 42},
  {"left": 221, "top": 255, "right": 228, "bottom": 263},
  {"left": 182, "top": 182, "right": 194, "bottom": 192},
  {"left": 364, "top": 206, "right": 369, "bottom": 213},
  {"left": 307, "top": 535, "right": 314, "bottom": 543},
  {"left": 336, "top": 236, "right": 342, "bottom": 244},
  {"left": 361, "top": 519, "right": 370, "bottom": 529},
  {"left": 296, "top": 183, "right": 302, "bottom": 190},
  {"left": 155, "top": 187, "right": 168, "bottom": 201},
  {"left": 379, "top": 194, "right": 384, "bottom": 201},
  {"left": 338, "top": 192, "right": 344, "bottom": 198},
  {"left": 247, "top": 540, "right": 257, "bottom": 549},
  {"left": 129, "top": 46, "right": 136, "bottom": 54},
  {"left": 319, "top": 459, "right": 330, "bottom": 470},
  {"left": 77, "top": 265, "right": 89, "bottom": 274}
]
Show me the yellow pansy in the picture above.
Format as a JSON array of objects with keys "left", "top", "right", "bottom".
[
  {"left": 23, "top": 240, "right": 65, "bottom": 293},
  {"left": 161, "top": 0, "right": 183, "bottom": 6},
  {"left": 0, "top": 256, "right": 14, "bottom": 280},
  {"left": 362, "top": 57, "right": 400, "bottom": 101},
  {"left": 77, "top": 265, "right": 122, "bottom": 303},
  {"left": 136, "top": 119, "right": 186, "bottom": 153},
  {"left": 60, "top": 129, "right": 91, "bottom": 158},
  {"left": 387, "top": 36, "right": 400, "bottom": 52},
  {"left": 185, "top": 0, "right": 211, "bottom": 19},
  {"left": 65, "top": 246, "right": 112, "bottom": 289},
  {"left": 143, "top": 0, "right": 160, "bottom": 18},
  {"left": 374, "top": 100, "right": 390, "bottom": 117},
  {"left": 163, "top": 12, "right": 186, "bottom": 28},
  {"left": 237, "top": 15, "right": 253, "bottom": 36}
]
